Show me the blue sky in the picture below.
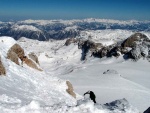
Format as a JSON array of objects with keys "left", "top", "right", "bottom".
[{"left": 0, "top": 0, "right": 150, "bottom": 21}]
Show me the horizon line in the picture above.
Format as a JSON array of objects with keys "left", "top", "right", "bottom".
[{"left": 1, "top": 18, "right": 150, "bottom": 22}]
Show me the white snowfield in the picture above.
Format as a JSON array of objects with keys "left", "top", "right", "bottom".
[{"left": 0, "top": 29, "right": 150, "bottom": 113}]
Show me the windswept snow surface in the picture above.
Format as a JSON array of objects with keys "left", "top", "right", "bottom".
[{"left": 16, "top": 29, "right": 150, "bottom": 113}]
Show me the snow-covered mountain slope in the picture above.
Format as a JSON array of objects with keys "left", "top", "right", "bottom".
[
  {"left": 0, "top": 36, "right": 141, "bottom": 112},
  {"left": 0, "top": 37, "right": 76, "bottom": 112},
  {"left": 17, "top": 29, "right": 150, "bottom": 113}
]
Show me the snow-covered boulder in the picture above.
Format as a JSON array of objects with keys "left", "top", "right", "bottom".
[
  {"left": 130, "top": 46, "right": 142, "bottom": 61},
  {"left": 76, "top": 98, "right": 138, "bottom": 113},
  {"left": 103, "top": 98, "right": 138, "bottom": 112},
  {"left": 130, "top": 42, "right": 149, "bottom": 61}
]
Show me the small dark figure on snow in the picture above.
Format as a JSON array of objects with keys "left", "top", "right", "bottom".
[{"left": 84, "top": 90, "right": 96, "bottom": 103}]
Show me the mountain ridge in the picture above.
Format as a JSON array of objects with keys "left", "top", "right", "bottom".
[{"left": 0, "top": 19, "right": 150, "bottom": 41}]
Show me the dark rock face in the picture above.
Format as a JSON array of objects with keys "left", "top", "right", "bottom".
[{"left": 78, "top": 40, "right": 95, "bottom": 60}]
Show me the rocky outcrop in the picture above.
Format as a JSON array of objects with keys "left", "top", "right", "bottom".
[
  {"left": 0, "top": 56, "right": 6, "bottom": 75},
  {"left": 7, "top": 44, "right": 24, "bottom": 65},
  {"left": 28, "top": 52, "right": 39, "bottom": 65},
  {"left": 77, "top": 33, "right": 150, "bottom": 61},
  {"left": 66, "top": 81, "right": 76, "bottom": 98},
  {"left": 123, "top": 33, "right": 150, "bottom": 61},
  {"left": 7, "top": 51, "right": 20, "bottom": 65},
  {"left": 22, "top": 56, "right": 42, "bottom": 71},
  {"left": 65, "top": 38, "right": 78, "bottom": 46},
  {"left": 7, "top": 44, "right": 42, "bottom": 71},
  {"left": 8, "top": 44, "right": 25, "bottom": 60},
  {"left": 64, "top": 33, "right": 150, "bottom": 62},
  {"left": 122, "top": 33, "right": 149, "bottom": 48}
]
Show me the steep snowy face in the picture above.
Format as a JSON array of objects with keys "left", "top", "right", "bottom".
[{"left": 0, "top": 36, "right": 76, "bottom": 112}]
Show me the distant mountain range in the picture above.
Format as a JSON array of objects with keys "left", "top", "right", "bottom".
[{"left": 0, "top": 19, "right": 150, "bottom": 41}]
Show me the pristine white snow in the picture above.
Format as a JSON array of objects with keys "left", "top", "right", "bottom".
[{"left": 1, "top": 29, "right": 150, "bottom": 113}]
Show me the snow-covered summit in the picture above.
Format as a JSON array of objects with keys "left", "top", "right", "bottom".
[{"left": 12, "top": 24, "right": 41, "bottom": 32}]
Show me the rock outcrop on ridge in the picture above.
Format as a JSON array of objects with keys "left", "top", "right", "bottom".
[{"left": 65, "top": 32, "right": 150, "bottom": 61}]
